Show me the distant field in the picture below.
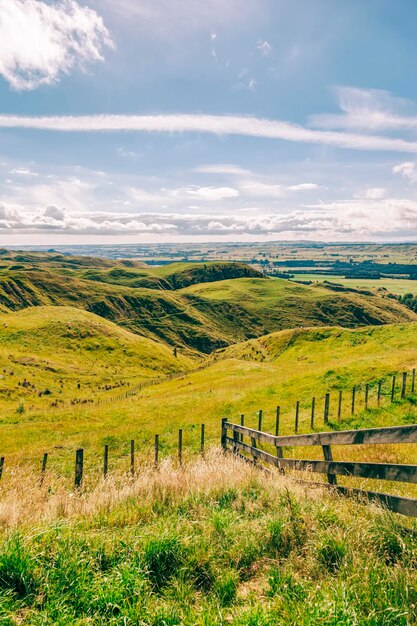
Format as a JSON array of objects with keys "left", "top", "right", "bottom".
[{"left": 290, "top": 274, "right": 417, "bottom": 295}]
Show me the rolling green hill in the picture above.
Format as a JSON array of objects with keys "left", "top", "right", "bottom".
[
  {"left": 0, "top": 306, "right": 192, "bottom": 409},
  {"left": 0, "top": 257, "right": 415, "bottom": 356}
]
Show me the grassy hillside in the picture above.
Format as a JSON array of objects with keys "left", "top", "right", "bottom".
[
  {"left": 182, "top": 277, "right": 417, "bottom": 333},
  {"left": 0, "top": 306, "right": 192, "bottom": 411},
  {"left": 0, "top": 453, "right": 416, "bottom": 625},
  {"left": 0, "top": 321, "right": 415, "bottom": 481},
  {"left": 1, "top": 268, "right": 415, "bottom": 356}
]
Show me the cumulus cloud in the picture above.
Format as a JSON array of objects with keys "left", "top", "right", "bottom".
[
  {"left": 0, "top": 0, "right": 113, "bottom": 90},
  {"left": 393, "top": 161, "right": 417, "bottom": 183},
  {"left": 1, "top": 197, "right": 416, "bottom": 240},
  {"left": 364, "top": 187, "right": 386, "bottom": 199},
  {"left": 3, "top": 112, "right": 417, "bottom": 153}
]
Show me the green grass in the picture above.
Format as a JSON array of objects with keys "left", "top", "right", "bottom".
[
  {"left": 292, "top": 274, "right": 417, "bottom": 295},
  {"left": 0, "top": 453, "right": 417, "bottom": 624},
  {"left": 0, "top": 254, "right": 416, "bottom": 356},
  {"left": 0, "top": 318, "right": 416, "bottom": 485}
]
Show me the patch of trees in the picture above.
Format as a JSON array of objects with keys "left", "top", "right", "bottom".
[{"left": 399, "top": 293, "right": 417, "bottom": 313}]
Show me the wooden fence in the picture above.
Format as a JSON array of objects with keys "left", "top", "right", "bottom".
[
  {"left": 221, "top": 420, "right": 417, "bottom": 518},
  {"left": 0, "top": 424, "right": 207, "bottom": 488}
]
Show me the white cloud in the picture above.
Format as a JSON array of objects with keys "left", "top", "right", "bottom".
[
  {"left": 0, "top": 0, "right": 113, "bottom": 91},
  {"left": 195, "top": 164, "right": 254, "bottom": 176},
  {"left": 311, "top": 87, "right": 417, "bottom": 132},
  {"left": 287, "top": 183, "right": 320, "bottom": 191},
  {"left": 9, "top": 167, "right": 38, "bottom": 176},
  {"left": 175, "top": 186, "right": 239, "bottom": 201},
  {"left": 1, "top": 199, "right": 416, "bottom": 240},
  {"left": 364, "top": 187, "right": 387, "bottom": 199},
  {"left": 393, "top": 161, "right": 417, "bottom": 183},
  {"left": 3, "top": 113, "right": 417, "bottom": 153},
  {"left": 257, "top": 40, "right": 272, "bottom": 57}
]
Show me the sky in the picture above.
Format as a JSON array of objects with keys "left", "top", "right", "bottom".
[{"left": 1, "top": 0, "right": 417, "bottom": 244}]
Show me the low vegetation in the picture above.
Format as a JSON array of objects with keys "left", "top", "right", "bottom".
[{"left": 0, "top": 452, "right": 416, "bottom": 625}]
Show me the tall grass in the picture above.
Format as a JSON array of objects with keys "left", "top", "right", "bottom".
[{"left": 0, "top": 450, "right": 416, "bottom": 624}]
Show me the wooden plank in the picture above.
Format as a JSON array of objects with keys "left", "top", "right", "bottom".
[
  {"left": 377, "top": 380, "right": 382, "bottom": 405},
  {"left": 295, "top": 401, "right": 299, "bottom": 433},
  {"left": 337, "top": 390, "right": 342, "bottom": 421},
  {"left": 334, "top": 485, "right": 417, "bottom": 518},
  {"left": 225, "top": 437, "right": 417, "bottom": 483},
  {"left": 225, "top": 422, "right": 417, "bottom": 447},
  {"left": 258, "top": 410, "right": 263, "bottom": 432}
]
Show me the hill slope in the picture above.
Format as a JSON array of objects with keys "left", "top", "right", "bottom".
[
  {"left": 0, "top": 256, "right": 415, "bottom": 355},
  {"left": 0, "top": 306, "right": 192, "bottom": 408}
]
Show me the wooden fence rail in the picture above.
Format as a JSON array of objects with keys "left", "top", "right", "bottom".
[{"left": 222, "top": 420, "right": 417, "bottom": 518}]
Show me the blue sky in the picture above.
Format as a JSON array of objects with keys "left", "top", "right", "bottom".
[{"left": 1, "top": 0, "right": 417, "bottom": 244}]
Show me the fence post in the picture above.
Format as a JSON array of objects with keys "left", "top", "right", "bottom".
[
  {"left": 178, "top": 429, "right": 183, "bottom": 466},
  {"left": 324, "top": 393, "right": 330, "bottom": 424},
  {"left": 295, "top": 400, "right": 300, "bottom": 433},
  {"left": 221, "top": 418, "right": 227, "bottom": 451},
  {"left": 391, "top": 375, "right": 396, "bottom": 402},
  {"left": 377, "top": 380, "right": 382, "bottom": 406},
  {"left": 412, "top": 368, "right": 416, "bottom": 394},
  {"left": 240, "top": 414, "right": 244, "bottom": 442},
  {"left": 251, "top": 435, "right": 258, "bottom": 465},
  {"left": 311, "top": 397, "right": 315, "bottom": 429},
  {"left": 275, "top": 406, "right": 280, "bottom": 436},
  {"left": 40, "top": 453, "right": 48, "bottom": 486},
  {"left": 233, "top": 429, "right": 239, "bottom": 454},
  {"left": 154, "top": 435, "right": 159, "bottom": 468},
  {"left": 401, "top": 372, "right": 407, "bottom": 399},
  {"left": 337, "top": 390, "right": 342, "bottom": 421},
  {"left": 103, "top": 444, "right": 109, "bottom": 478},
  {"left": 75, "top": 449, "right": 83, "bottom": 488},
  {"left": 200, "top": 424, "right": 205, "bottom": 457},
  {"left": 365, "top": 384, "right": 369, "bottom": 410},
  {"left": 322, "top": 444, "right": 337, "bottom": 486},
  {"left": 130, "top": 440, "right": 135, "bottom": 476},
  {"left": 258, "top": 410, "right": 263, "bottom": 432},
  {"left": 351, "top": 386, "right": 356, "bottom": 415}
]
